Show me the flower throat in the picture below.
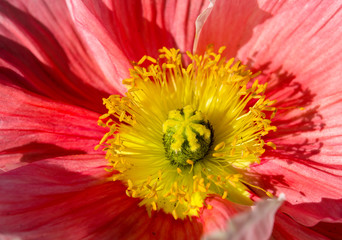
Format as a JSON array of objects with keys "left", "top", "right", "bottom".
[{"left": 97, "top": 46, "right": 276, "bottom": 220}]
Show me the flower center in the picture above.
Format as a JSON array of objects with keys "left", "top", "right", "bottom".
[
  {"left": 96, "top": 46, "right": 277, "bottom": 220},
  {"left": 163, "top": 105, "right": 213, "bottom": 167}
]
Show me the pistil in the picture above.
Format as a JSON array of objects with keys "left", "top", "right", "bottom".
[{"left": 163, "top": 105, "right": 213, "bottom": 167}]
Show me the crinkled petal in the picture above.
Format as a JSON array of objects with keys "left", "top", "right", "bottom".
[
  {"left": 254, "top": 85, "right": 342, "bottom": 227},
  {"left": 196, "top": 0, "right": 342, "bottom": 107},
  {"left": 66, "top": 0, "right": 209, "bottom": 74},
  {"left": 203, "top": 195, "right": 284, "bottom": 240},
  {"left": 236, "top": 1, "right": 342, "bottom": 98},
  {"left": 281, "top": 198, "right": 342, "bottom": 227},
  {"left": 198, "top": 0, "right": 342, "bottom": 229},
  {"left": 196, "top": 1, "right": 342, "bottom": 81},
  {"left": 0, "top": 83, "right": 105, "bottom": 172},
  {"left": 267, "top": 94, "right": 342, "bottom": 172},
  {"left": 0, "top": 154, "right": 108, "bottom": 239},
  {"left": 249, "top": 156, "right": 342, "bottom": 226},
  {"left": 0, "top": 0, "right": 123, "bottom": 112},
  {"left": 272, "top": 213, "right": 330, "bottom": 240},
  {"left": 0, "top": 155, "right": 203, "bottom": 240}
]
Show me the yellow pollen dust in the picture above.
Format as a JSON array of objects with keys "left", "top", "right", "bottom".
[{"left": 97, "top": 46, "right": 277, "bottom": 220}]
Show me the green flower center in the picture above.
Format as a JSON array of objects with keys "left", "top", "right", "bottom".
[{"left": 162, "top": 105, "right": 213, "bottom": 167}]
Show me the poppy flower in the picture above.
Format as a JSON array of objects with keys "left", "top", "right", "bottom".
[{"left": 0, "top": 0, "right": 341, "bottom": 239}]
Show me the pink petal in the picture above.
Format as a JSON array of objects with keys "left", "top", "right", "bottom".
[
  {"left": 203, "top": 195, "right": 284, "bottom": 240},
  {"left": 66, "top": 0, "right": 209, "bottom": 74},
  {"left": 238, "top": 1, "right": 342, "bottom": 96},
  {"left": 255, "top": 76, "right": 342, "bottom": 227},
  {"left": 0, "top": 83, "right": 105, "bottom": 172},
  {"left": 196, "top": 0, "right": 342, "bottom": 75},
  {"left": 249, "top": 156, "right": 342, "bottom": 226},
  {"left": 0, "top": 155, "right": 203, "bottom": 240},
  {"left": 266, "top": 94, "right": 342, "bottom": 171},
  {"left": 194, "top": 0, "right": 273, "bottom": 57},
  {"left": 0, "top": 0, "right": 123, "bottom": 112},
  {"left": 197, "top": 0, "right": 342, "bottom": 101},
  {"left": 198, "top": 0, "right": 342, "bottom": 229}
]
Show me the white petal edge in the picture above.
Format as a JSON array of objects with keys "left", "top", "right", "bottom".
[
  {"left": 203, "top": 194, "right": 285, "bottom": 240},
  {"left": 193, "top": 0, "right": 215, "bottom": 53}
]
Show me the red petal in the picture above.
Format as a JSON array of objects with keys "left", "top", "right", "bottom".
[
  {"left": 273, "top": 213, "right": 329, "bottom": 240},
  {"left": 310, "top": 222, "right": 342, "bottom": 240},
  {"left": 249, "top": 156, "right": 342, "bottom": 226},
  {"left": 0, "top": 155, "right": 203, "bottom": 240},
  {"left": 281, "top": 198, "right": 342, "bottom": 227},
  {"left": 0, "top": 0, "right": 123, "bottom": 112},
  {"left": 67, "top": 0, "right": 209, "bottom": 68},
  {"left": 0, "top": 84, "right": 105, "bottom": 172}
]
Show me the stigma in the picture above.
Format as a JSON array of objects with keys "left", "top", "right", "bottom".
[
  {"left": 97, "top": 46, "right": 277, "bottom": 220},
  {"left": 163, "top": 105, "right": 213, "bottom": 167}
]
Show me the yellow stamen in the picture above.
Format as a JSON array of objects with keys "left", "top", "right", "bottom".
[
  {"left": 266, "top": 141, "right": 277, "bottom": 149},
  {"left": 214, "top": 142, "right": 226, "bottom": 151},
  {"left": 97, "top": 46, "right": 277, "bottom": 220},
  {"left": 222, "top": 191, "right": 228, "bottom": 199}
]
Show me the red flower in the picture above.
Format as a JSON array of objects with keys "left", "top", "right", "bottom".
[{"left": 0, "top": 0, "right": 341, "bottom": 239}]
